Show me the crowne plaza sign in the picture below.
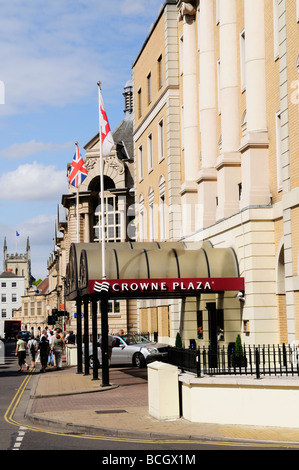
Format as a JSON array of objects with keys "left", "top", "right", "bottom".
[{"left": 88, "top": 277, "right": 245, "bottom": 298}]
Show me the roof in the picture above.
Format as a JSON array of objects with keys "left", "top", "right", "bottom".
[
  {"left": 36, "top": 277, "right": 49, "bottom": 295},
  {"left": 112, "top": 117, "right": 133, "bottom": 160},
  {"left": 0, "top": 271, "right": 24, "bottom": 278}
]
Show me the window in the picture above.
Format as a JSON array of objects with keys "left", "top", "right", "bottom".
[
  {"left": 147, "top": 132, "right": 153, "bottom": 172},
  {"left": 159, "top": 194, "right": 166, "bottom": 241},
  {"left": 12, "top": 293, "right": 17, "bottom": 303},
  {"left": 1, "top": 282, "right": 6, "bottom": 287},
  {"left": 276, "top": 111, "right": 283, "bottom": 191},
  {"left": 158, "top": 119, "right": 164, "bottom": 162},
  {"left": 139, "top": 195, "right": 145, "bottom": 242},
  {"left": 138, "top": 145, "right": 143, "bottom": 181},
  {"left": 217, "top": 310, "right": 224, "bottom": 341},
  {"left": 24, "top": 303, "right": 28, "bottom": 317},
  {"left": 1, "top": 294, "right": 6, "bottom": 302},
  {"left": 240, "top": 29, "right": 246, "bottom": 92},
  {"left": 158, "top": 55, "right": 163, "bottom": 89},
  {"left": 93, "top": 195, "right": 121, "bottom": 242},
  {"left": 238, "top": 182, "right": 242, "bottom": 201},
  {"left": 147, "top": 73, "right": 152, "bottom": 105},
  {"left": 108, "top": 299, "right": 120, "bottom": 314},
  {"left": 138, "top": 88, "right": 142, "bottom": 118},
  {"left": 197, "top": 311, "right": 203, "bottom": 339},
  {"left": 148, "top": 188, "right": 155, "bottom": 242},
  {"left": 159, "top": 176, "right": 166, "bottom": 241},
  {"left": 1, "top": 309, "right": 6, "bottom": 318},
  {"left": 149, "top": 204, "right": 154, "bottom": 241},
  {"left": 12, "top": 282, "right": 17, "bottom": 288}
]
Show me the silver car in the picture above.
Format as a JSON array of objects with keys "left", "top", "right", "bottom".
[{"left": 87, "top": 334, "right": 169, "bottom": 368}]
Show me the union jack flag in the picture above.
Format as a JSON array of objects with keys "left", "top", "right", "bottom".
[{"left": 68, "top": 144, "right": 88, "bottom": 188}]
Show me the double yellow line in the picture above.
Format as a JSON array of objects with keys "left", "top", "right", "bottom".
[{"left": 4, "top": 368, "right": 34, "bottom": 427}]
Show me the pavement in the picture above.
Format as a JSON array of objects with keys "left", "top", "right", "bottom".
[{"left": 17, "top": 361, "right": 299, "bottom": 447}]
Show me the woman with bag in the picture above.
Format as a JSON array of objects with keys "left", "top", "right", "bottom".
[
  {"left": 27, "top": 334, "right": 38, "bottom": 369},
  {"left": 52, "top": 331, "right": 65, "bottom": 370}
]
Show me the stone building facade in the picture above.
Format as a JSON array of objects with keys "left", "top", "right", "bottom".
[{"left": 132, "top": 0, "right": 299, "bottom": 347}]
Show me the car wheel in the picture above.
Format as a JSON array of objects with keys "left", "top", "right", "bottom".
[
  {"left": 133, "top": 352, "right": 145, "bottom": 368},
  {"left": 89, "top": 355, "right": 100, "bottom": 369}
]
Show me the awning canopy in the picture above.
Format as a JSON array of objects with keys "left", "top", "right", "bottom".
[{"left": 65, "top": 241, "right": 244, "bottom": 300}]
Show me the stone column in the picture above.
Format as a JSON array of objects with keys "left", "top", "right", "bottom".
[
  {"left": 84, "top": 212, "right": 90, "bottom": 243},
  {"left": 216, "top": 0, "right": 241, "bottom": 220},
  {"left": 178, "top": 1, "right": 199, "bottom": 236},
  {"left": 196, "top": 0, "right": 217, "bottom": 229},
  {"left": 240, "top": 0, "right": 270, "bottom": 209}
]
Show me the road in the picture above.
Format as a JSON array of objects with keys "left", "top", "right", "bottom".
[{"left": 0, "top": 339, "right": 293, "bottom": 454}]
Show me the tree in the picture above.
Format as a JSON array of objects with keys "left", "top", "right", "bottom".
[
  {"left": 175, "top": 332, "right": 182, "bottom": 348},
  {"left": 235, "top": 334, "right": 243, "bottom": 357}
]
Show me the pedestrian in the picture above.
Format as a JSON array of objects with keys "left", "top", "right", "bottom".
[
  {"left": 99, "top": 333, "right": 116, "bottom": 367},
  {"left": 66, "top": 330, "right": 76, "bottom": 344},
  {"left": 48, "top": 330, "right": 54, "bottom": 366},
  {"left": 27, "top": 334, "right": 38, "bottom": 369},
  {"left": 15, "top": 335, "right": 29, "bottom": 372},
  {"left": 39, "top": 336, "right": 50, "bottom": 373},
  {"left": 52, "top": 331, "right": 65, "bottom": 370}
]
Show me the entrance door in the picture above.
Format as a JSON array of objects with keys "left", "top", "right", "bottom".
[{"left": 206, "top": 302, "right": 217, "bottom": 367}]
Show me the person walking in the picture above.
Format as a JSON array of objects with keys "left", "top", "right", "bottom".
[
  {"left": 52, "top": 331, "right": 65, "bottom": 370},
  {"left": 39, "top": 336, "right": 50, "bottom": 373},
  {"left": 15, "top": 335, "right": 29, "bottom": 372},
  {"left": 99, "top": 333, "right": 116, "bottom": 367},
  {"left": 48, "top": 330, "right": 54, "bottom": 366},
  {"left": 66, "top": 330, "right": 76, "bottom": 344},
  {"left": 27, "top": 334, "right": 38, "bottom": 369}
]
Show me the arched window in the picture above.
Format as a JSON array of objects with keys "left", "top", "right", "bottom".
[
  {"left": 138, "top": 194, "right": 145, "bottom": 242},
  {"left": 148, "top": 187, "right": 154, "bottom": 241},
  {"left": 276, "top": 243, "right": 285, "bottom": 295},
  {"left": 159, "top": 176, "right": 166, "bottom": 241}
]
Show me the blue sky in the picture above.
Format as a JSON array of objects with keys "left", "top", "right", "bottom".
[{"left": 0, "top": 0, "right": 164, "bottom": 279}]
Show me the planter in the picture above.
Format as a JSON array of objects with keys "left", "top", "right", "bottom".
[{"left": 232, "top": 356, "right": 247, "bottom": 368}]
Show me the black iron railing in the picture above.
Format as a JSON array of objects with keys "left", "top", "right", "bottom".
[{"left": 167, "top": 344, "right": 299, "bottom": 379}]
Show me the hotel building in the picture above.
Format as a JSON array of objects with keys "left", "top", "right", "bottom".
[{"left": 132, "top": 0, "right": 299, "bottom": 347}]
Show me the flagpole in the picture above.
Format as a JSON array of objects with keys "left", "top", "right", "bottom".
[
  {"left": 75, "top": 142, "right": 79, "bottom": 243},
  {"left": 98, "top": 82, "right": 106, "bottom": 280},
  {"left": 98, "top": 81, "right": 110, "bottom": 387}
]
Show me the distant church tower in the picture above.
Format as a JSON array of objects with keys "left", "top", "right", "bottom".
[{"left": 3, "top": 237, "right": 33, "bottom": 288}]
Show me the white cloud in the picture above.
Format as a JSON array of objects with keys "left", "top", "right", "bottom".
[
  {"left": 16, "top": 213, "right": 56, "bottom": 246},
  {"left": 0, "top": 161, "right": 67, "bottom": 201},
  {"left": 0, "top": 140, "right": 73, "bottom": 159},
  {"left": 0, "top": 140, "right": 74, "bottom": 159}
]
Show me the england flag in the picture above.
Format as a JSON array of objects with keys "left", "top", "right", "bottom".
[{"left": 99, "top": 87, "right": 114, "bottom": 157}]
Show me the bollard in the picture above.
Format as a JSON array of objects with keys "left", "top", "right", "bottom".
[{"left": 255, "top": 347, "right": 260, "bottom": 379}]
